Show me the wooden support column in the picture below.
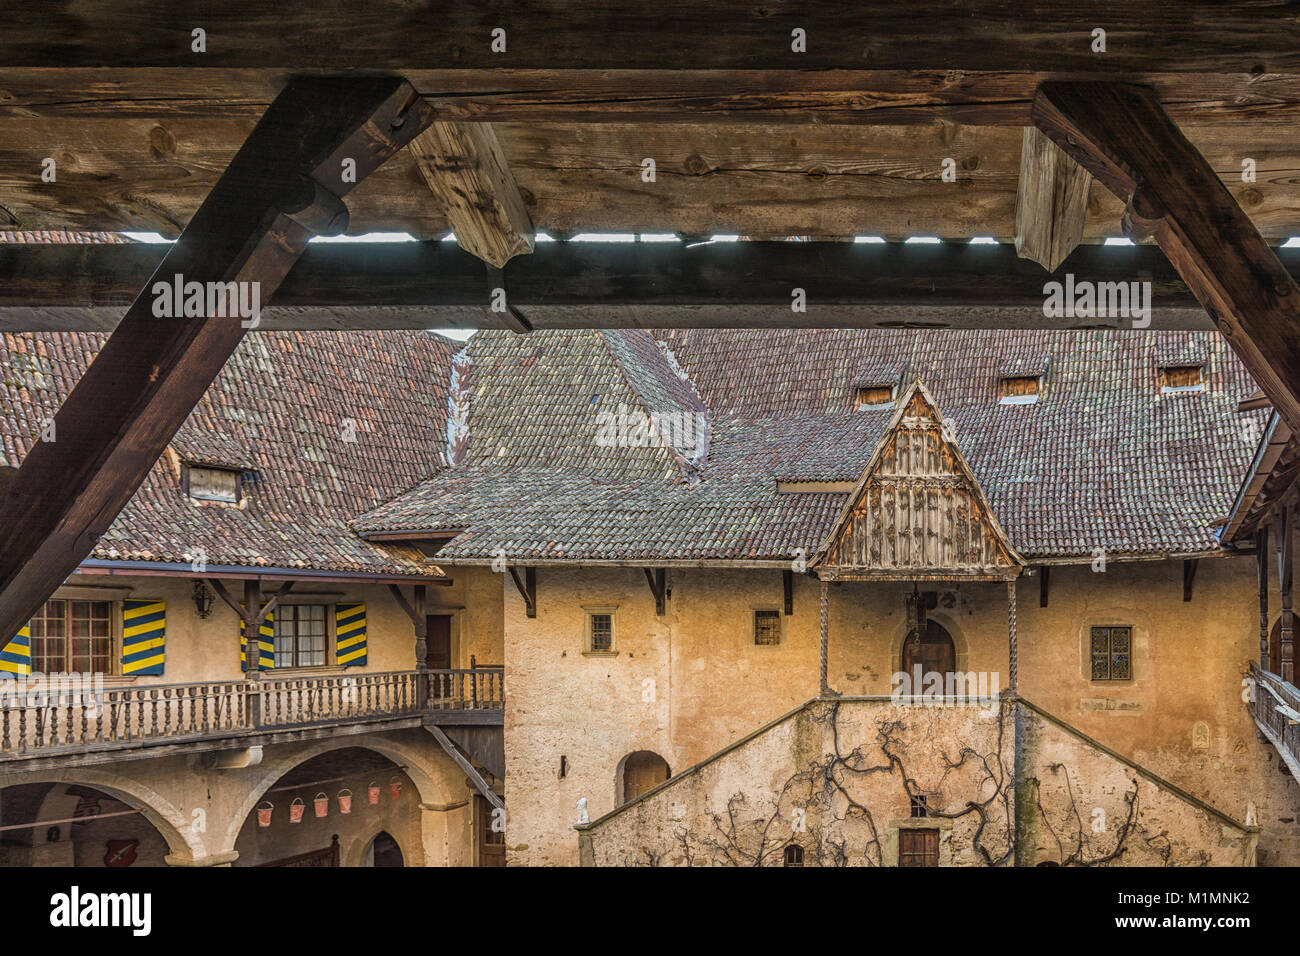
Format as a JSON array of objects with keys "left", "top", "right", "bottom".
[
  {"left": 410, "top": 122, "right": 534, "bottom": 268},
  {"left": 1259, "top": 526, "right": 1271, "bottom": 669},
  {"left": 1014, "top": 126, "right": 1092, "bottom": 273},
  {"left": 0, "top": 76, "right": 437, "bottom": 643},
  {"left": 818, "top": 578, "right": 830, "bottom": 696},
  {"left": 1032, "top": 82, "right": 1300, "bottom": 433},
  {"left": 388, "top": 582, "right": 430, "bottom": 706},
  {"left": 1008, "top": 578, "right": 1018, "bottom": 694},
  {"left": 644, "top": 568, "right": 666, "bottom": 616},
  {"left": 243, "top": 579, "right": 263, "bottom": 727},
  {"left": 1280, "top": 508, "right": 1294, "bottom": 684}
]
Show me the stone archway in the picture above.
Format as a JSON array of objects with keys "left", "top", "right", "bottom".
[{"left": 616, "top": 750, "right": 671, "bottom": 806}]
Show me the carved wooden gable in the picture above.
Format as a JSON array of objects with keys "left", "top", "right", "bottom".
[{"left": 814, "top": 381, "right": 1022, "bottom": 581}]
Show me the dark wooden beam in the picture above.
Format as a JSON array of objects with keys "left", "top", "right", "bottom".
[
  {"left": 644, "top": 568, "right": 666, "bottom": 616},
  {"left": 410, "top": 123, "right": 533, "bottom": 268},
  {"left": 1039, "top": 566, "right": 1050, "bottom": 608},
  {"left": 1259, "top": 526, "right": 1270, "bottom": 669},
  {"left": 509, "top": 567, "right": 536, "bottom": 618},
  {"left": 0, "top": 76, "right": 437, "bottom": 642},
  {"left": 1014, "top": 127, "right": 1092, "bottom": 273},
  {"left": 1280, "top": 508, "right": 1294, "bottom": 684},
  {"left": 783, "top": 569, "right": 794, "bottom": 616},
  {"left": 1, "top": 240, "right": 1257, "bottom": 333},
  {"left": 2, "top": 4, "right": 1299, "bottom": 71},
  {"left": 1183, "top": 559, "right": 1198, "bottom": 603},
  {"left": 1031, "top": 82, "right": 1300, "bottom": 432}
]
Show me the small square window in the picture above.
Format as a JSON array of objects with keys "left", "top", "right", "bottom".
[
  {"left": 783, "top": 844, "right": 805, "bottom": 867},
  {"left": 187, "top": 466, "right": 242, "bottom": 503},
  {"left": 1160, "top": 365, "right": 1204, "bottom": 394},
  {"left": 856, "top": 386, "right": 894, "bottom": 410},
  {"left": 1090, "top": 626, "right": 1132, "bottom": 681},
  {"left": 999, "top": 376, "right": 1040, "bottom": 404},
  {"left": 754, "top": 609, "right": 781, "bottom": 646},
  {"left": 588, "top": 612, "right": 614, "bottom": 653},
  {"left": 909, "top": 794, "right": 928, "bottom": 818}
]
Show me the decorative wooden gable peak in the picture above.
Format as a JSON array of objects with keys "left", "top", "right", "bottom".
[{"left": 813, "top": 381, "right": 1023, "bottom": 581}]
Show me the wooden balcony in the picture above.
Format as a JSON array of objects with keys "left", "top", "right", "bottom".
[
  {"left": 0, "top": 668, "right": 503, "bottom": 769},
  {"left": 1248, "top": 662, "right": 1300, "bottom": 777}
]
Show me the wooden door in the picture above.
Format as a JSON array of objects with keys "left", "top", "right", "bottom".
[
  {"left": 901, "top": 622, "right": 955, "bottom": 682},
  {"left": 476, "top": 795, "right": 506, "bottom": 867},
  {"left": 426, "top": 614, "right": 452, "bottom": 698},
  {"left": 898, "top": 828, "right": 939, "bottom": 867}
]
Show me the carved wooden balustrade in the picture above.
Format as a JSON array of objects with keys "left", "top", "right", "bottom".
[
  {"left": 1249, "top": 662, "right": 1300, "bottom": 773},
  {"left": 0, "top": 668, "right": 502, "bottom": 759}
]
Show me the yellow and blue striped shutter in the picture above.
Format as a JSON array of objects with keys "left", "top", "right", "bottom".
[
  {"left": 0, "top": 624, "right": 31, "bottom": 676},
  {"left": 240, "top": 610, "right": 275, "bottom": 671},
  {"left": 121, "top": 600, "right": 165, "bottom": 675},
  {"left": 335, "top": 604, "right": 367, "bottom": 667}
]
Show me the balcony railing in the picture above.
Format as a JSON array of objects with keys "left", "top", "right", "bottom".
[
  {"left": 0, "top": 667, "right": 502, "bottom": 760},
  {"left": 1249, "top": 662, "right": 1300, "bottom": 774}
]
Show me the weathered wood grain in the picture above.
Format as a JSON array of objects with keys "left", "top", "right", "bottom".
[{"left": 1015, "top": 126, "right": 1093, "bottom": 272}]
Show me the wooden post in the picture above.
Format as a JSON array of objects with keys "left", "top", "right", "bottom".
[
  {"left": 1007, "top": 578, "right": 1018, "bottom": 694},
  {"left": 818, "top": 578, "right": 829, "bottom": 696},
  {"left": 244, "top": 578, "right": 262, "bottom": 728},
  {"left": 413, "top": 584, "right": 428, "bottom": 708},
  {"left": 1259, "top": 526, "right": 1271, "bottom": 669},
  {"left": 1281, "top": 509, "right": 1294, "bottom": 684}
]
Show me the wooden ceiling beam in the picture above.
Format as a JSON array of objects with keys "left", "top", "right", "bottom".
[
  {"left": 409, "top": 122, "right": 533, "bottom": 268},
  {"left": 1032, "top": 81, "right": 1300, "bottom": 433},
  {"left": 0, "top": 76, "right": 438, "bottom": 643},
  {"left": 1014, "top": 126, "right": 1093, "bottom": 273},
  {"left": 0, "top": 239, "right": 1249, "bottom": 332}
]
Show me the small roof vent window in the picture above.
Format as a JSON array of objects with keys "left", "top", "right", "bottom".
[
  {"left": 999, "top": 376, "right": 1041, "bottom": 405},
  {"left": 855, "top": 385, "right": 895, "bottom": 410},
  {"left": 1160, "top": 365, "right": 1205, "bottom": 394},
  {"left": 186, "top": 465, "right": 243, "bottom": 504}
]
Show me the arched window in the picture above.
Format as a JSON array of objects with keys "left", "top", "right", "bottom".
[
  {"left": 783, "top": 844, "right": 805, "bottom": 867},
  {"left": 617, "top": 751, "right": 671, "bottom": 806},
  {"left": 366, "top": 831, "right": 404, "bottom": 867},
  {"left": 901, "top": 620, "right": 956, "bottom": 682}
]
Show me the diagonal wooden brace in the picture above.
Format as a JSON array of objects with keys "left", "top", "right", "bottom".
[
  {"left": 0, "top": 76, "right": 436, "bottom": 642},
  {"left": 1031, "top": 82, "right": 1300, "bottom": 433}
]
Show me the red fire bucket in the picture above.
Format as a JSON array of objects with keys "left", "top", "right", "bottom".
[
  {"left": 338, "top": 789, "right": 353, "bottom": 814},
  {"left": 289, "top": 797, "right": 305, "bottom": 823},
  {"left": 314, "top": 792, "right": 329, "bottom": 818},
  {"left": 368, "top": 782, "right": 380, "bottom": 805},
  {"left": 390, "top": 778, "right": 402, "bottom": 801},
  {"left": 256, "top": 802, "right": 274, "bottom": 828}
]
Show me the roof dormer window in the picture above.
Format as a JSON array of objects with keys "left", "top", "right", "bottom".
[
  {"left": 1160, "top": 365, "right": 1205, "bottom": 394},
  {"left": 186, "top": 465, "right": 243, "bottom": 504},
  {"left": 999, "top": 376, "right": 1040, "bottom": 405},
  {"left": 855, "top": 385, "right": 895, "bottom": 410}
]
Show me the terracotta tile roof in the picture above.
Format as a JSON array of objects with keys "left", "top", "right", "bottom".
[
  {"left": 1, "top": 330, "right": 457, "bottom": 576},
  {"left": 356, "top": 328, "right": 1264, "bottom": 563}
]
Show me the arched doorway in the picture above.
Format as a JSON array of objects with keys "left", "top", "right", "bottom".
[
  {"left": 901, "top": 620, "right": 956, "bottom": 684},
  {"left": 617, "top": 751, "right": 671, "bottom": 806},
  {"left": 365, "top": 831, "right": 404, "bottom": 867},
  {"left": 0, "top": 782, "right": 171, "bottom": 867}
]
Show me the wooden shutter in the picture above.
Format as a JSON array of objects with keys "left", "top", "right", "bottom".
[
  {"left": 335, "top": 604, "right": 367, "bottom": 667},
  {"left": 121, "top": 600, "right": 166, "bottom": 675},
  {"left": 240, "top": 609, "right": 275, "bottom": 671},
  {"left": 0, "top": 624, "right": 31, "bottom": 675}
]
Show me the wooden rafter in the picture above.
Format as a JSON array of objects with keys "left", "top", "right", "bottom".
[
  {"left": 0, "top": 76, "right": 437, "bottom": 642},
  {"left": 1183, "top": 559, "right": 1198, "bottom": 603},
  {"left": 1031, "top": 82, "right": 1300, "bottom": 433},
  {"left": 644, "top": 568, "right": 666, "bottom": 616},
  {"left": 1014, "top": 126, "right": 1092, "bottom": 273},
  {"left": 410, "top": 122, "right": 534, "bottom": 268},
  {"left": 509, "top": 566, "right": 536, "bottom": 618}
]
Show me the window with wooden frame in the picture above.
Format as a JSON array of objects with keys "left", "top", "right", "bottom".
[
  {"left": 186, "top": 465, "right": 242, "bottom": 504},
  {"left": 1089, "top": 626, "right": 1132, "bottom": 681},
  {"left": 1159, "top": 365, "right": 1205, "bottom": 394},
  {"left": 30, "top": 599, "right": 113, "bottom": 674},
  {"left": 273, "top": 604, "right": 328, "bottom": 668},
  {"left": 855, "top": 385, "right": 895, "bottom": 410},
  {"left": 783, "top": 844, "right": 805, "bottom": 867},
  {"left": 898, "top": 828, "right": 940, "bottom": 867},
  {"left": 754, "top": 609, "right": 782, "bottom": 646},
  {"left": 910, "top": 794, "right": 928, "bottom": 818},
  {"left": 586, "top": 610, "right": 616, "bottom": 653},
  {"left": 999, "top": 376, "right": 1041, "bottom": 404}
]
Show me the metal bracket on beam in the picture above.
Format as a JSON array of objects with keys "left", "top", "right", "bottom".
[
  {"left": 645, "top": 568, "right": 666, "bottom": 616},
  {"left": 1183, "top": 558, "right": 1199, "bottom": 602},
  {"left": 1039, "top": 566, "right": 1050, "bottom": 608},
  {"left": 425, "top": 723, "right": 504, "bottom": 811}
]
